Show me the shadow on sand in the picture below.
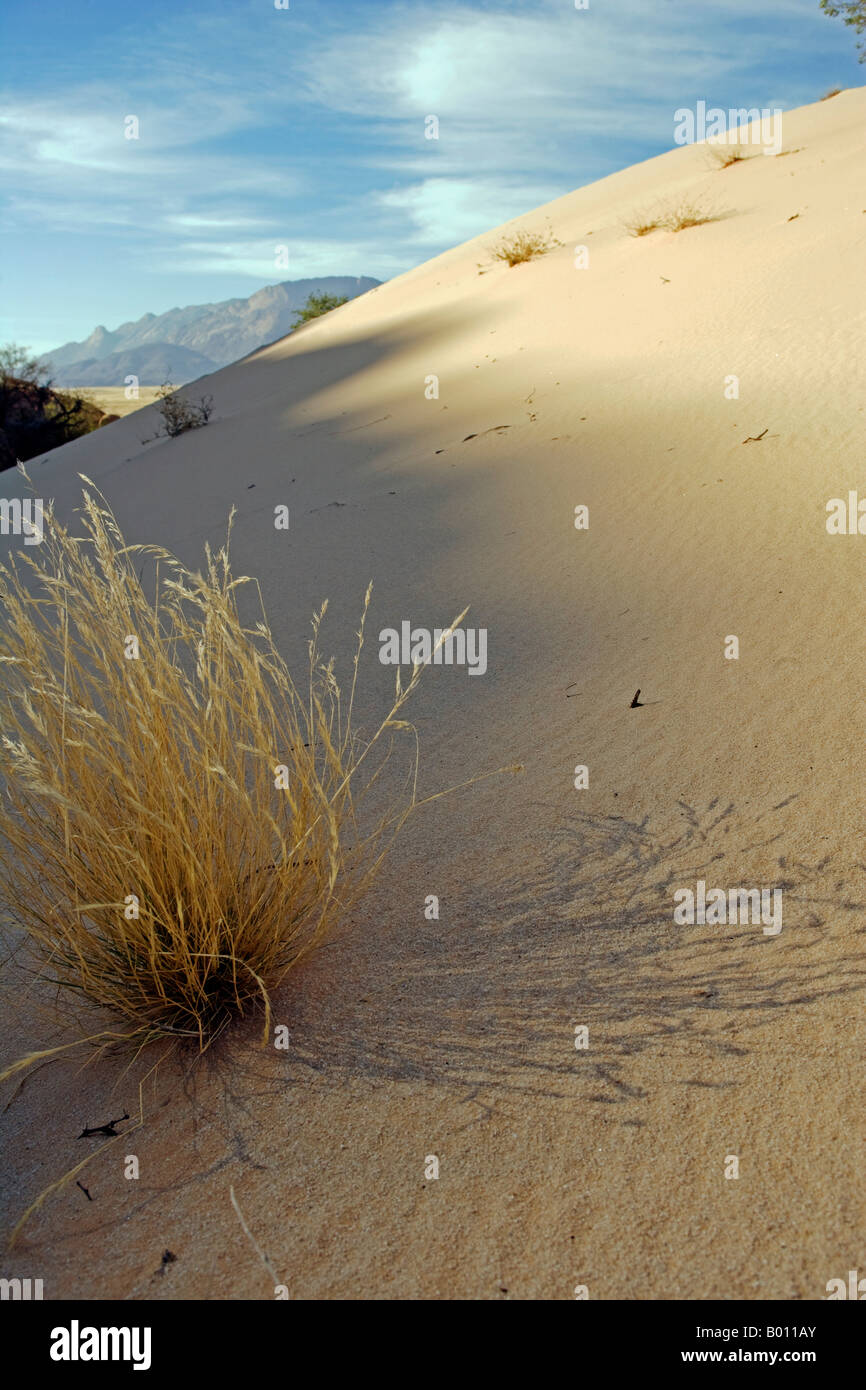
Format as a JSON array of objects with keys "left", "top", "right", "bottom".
[{"left": 202, "top": 795, "right": 866, "bottom": 1125}]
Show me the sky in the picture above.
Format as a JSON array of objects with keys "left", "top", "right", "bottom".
[{"left": 0, "top": 0, "right": 862, "bottom": 354}]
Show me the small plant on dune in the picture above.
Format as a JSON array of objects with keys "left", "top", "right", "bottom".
[
  {"left": 622, "top": 208, "right": 662, "bottom": 237},
  {"left": 706, "top": 143, "right": 750, "bottom": 169},
  {"left": 0, "top": 481, "right": 503, "bottom": 1077},
  {"left": 291, "top": 292, "right": 349, "bottom": 328},
  {"left": 491, "top": 223, "right": 561, "bottom": 266},
  {"left": 659, "top": 197, "right": 718, "bottom": 232},
  {"left": 821, "top": 86, "right": 843, "bottom": 98},
  {"left": 154, "top": 380, "right": 213, "bottom": 438},
  {"left": 624, "top": 196, "right": 720, "bottom": 238}
]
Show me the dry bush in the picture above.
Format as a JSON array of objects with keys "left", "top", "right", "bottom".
[
  {"left": 622, "top": 209, "right": 662, "bottom": 237},
  {"left": 706, "top": 143, "right": 750, "bottom": 169},
  {"left": 624, "top": 196, "right": 720, "bottom": 238},
  {"left": 0, "top": 483, "right": 488, "bottom": 1066},
  {"left": 491, "top": 225, "right": 560, "bottom": 266},
  {"left": 659, "top": 197, "right": 718, "bottom": 232},
  {"left": 821, "top": 87, "right": 842, "bottom": 99},
  {"left": 155, "top": 381, "right": 213, "bottom": 438}
]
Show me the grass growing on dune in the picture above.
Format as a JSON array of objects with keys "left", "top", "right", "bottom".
[
  {"left": 622, "top": 209, "right": 662, "bottom": 237},
  {"left": 661, "top": 197, "right": 717, "bottom": 231},
  {"left": 0, "top": 479, "right": 493, "bottom": 1073},
  {"left": 491, "top": 224, "right": 561, "bottom": 266},
  {"left": 706, "top": 143, "right": 751, "bottom": 169},
  {"left": 623, "top": 195, "right": 719, "bottom": 237}
]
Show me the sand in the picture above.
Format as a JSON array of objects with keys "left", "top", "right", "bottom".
[{"left": 1, "top": 88, "right": 865, "bottom": 1300}]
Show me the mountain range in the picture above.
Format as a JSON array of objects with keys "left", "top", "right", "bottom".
[{"left": 42, "top": 276, "right": 381, "bottom": 386}]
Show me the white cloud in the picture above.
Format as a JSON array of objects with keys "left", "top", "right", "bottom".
[
  {"left": 379, "top": 176, "right": 561, "bottom": 246},
  {"left": 165, "top": 238, "right": 409, "bottom": 282},
  {"left": 1, "top": 0, "right": 853, "bottom": 344},
  {"left": 0, "top": 91, "right": 304, "bottom": 247},
  {"left": 293, "top": 0, "right": 839, "bottom": 252},
  {"left": 166, "top": 214, "right": 275, "bottom": 231}
]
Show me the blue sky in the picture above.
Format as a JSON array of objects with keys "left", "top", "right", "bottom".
[{"left": 1, "top": 0, "right": 862, "bottom": 353}]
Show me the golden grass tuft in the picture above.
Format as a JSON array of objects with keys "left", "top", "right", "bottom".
[
  {"left": 660, "top": 197, "right": 718, "bottom": 232},
  {"left": 0, "top": 481, "right": 478, "bottom": 1066},
  {"left": 491, "top": 225, "right": 560, "bottom": 266},
  {"left": 622, "top": 209, "right": 662, "bottom": 237},
  {"left": 624, "top": 195, "right": 719, "bottom": 238}
]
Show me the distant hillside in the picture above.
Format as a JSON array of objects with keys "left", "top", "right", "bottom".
[
  {"left": 60, "top": 343, "right": 220, "bottom": 388},
  {"left": 45, "top": 276, "right": 381, "bottom": 386}
]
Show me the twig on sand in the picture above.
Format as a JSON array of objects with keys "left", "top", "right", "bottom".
[
  {"left": 78, "top": 1111, "right": 129, "bottom": 1138},
  {"left": 230, "top": 1184, "right": 281, "bottom": 1288},
  {"left": 742, "top": 428, "right": 768, "bottom": 443}
]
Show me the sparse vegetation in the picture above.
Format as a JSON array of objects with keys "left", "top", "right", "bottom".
[
  {"left": 154, "top": 380, "right": 213, "bottom": 438},
  {"left": 707, "top": 143, "right": 751, "bottom": 169},
  {"left": 660, "top": 197, "right": 717, "bottom": 232},
  {"left": 291, "top": 292, "right": 349, "bottom": 328},
  {"left": 0, "top": 485, "right": 462, "bottom": 1066},
  {"left": 623, "top": 209, "right": 662, "bottom": 237},
  {"left": 0, "top": 344, "right": 103, "bottom": 469},
  {"left": 623, "top": 196, "right": 718, "bottom": 236},
  {"left": 821, "top": 86, "right": 843, "bottom": 98},
  {"left": 491, "top": 224, "right": 561, "bottom": 266}
]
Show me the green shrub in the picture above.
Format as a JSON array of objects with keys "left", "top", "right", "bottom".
[
  {"left": 291, "top": 293, "right": 349, "bottom": 328},
  {"left": 819, "top": 2, "right": 866, "bottom": 62}
]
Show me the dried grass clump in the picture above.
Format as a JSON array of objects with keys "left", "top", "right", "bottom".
[
  {"left": 622, "top": 209, "right": 662, "bottom": 237},
  {"left": 624, "top": 196, "right": 719, "bottom": 238},
  {"left": 0, "top": 482, "right": 456, "bottom": 1063},
  {"left": 659, "top": 197, "right": 718, "bottom": 232},
  {"left": 706, "top": 143, "right": 750, "bottom": 169},
  {"left": 491, "top": 225, "right": 560, "bottom": 266},
  {"left": 155, "top": 380, "right": 213, "bottom": 438}
]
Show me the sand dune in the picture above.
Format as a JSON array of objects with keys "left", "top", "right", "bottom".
[{"left": 1, "top": 88, "right": 865, "bottom": 1300}]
